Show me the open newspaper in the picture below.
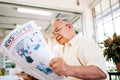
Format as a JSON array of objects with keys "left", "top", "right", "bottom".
[{"left": 0, "top": 21, "right": 66, "bottom": 80}]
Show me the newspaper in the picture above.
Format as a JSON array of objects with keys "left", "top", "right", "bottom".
[{"left": 0, "top": 21, "right": 66, "bottom": 80}]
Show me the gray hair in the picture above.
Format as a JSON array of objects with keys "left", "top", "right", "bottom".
[
  {"left": 51, "top": 17, "right": 79, "bottom": 34},
  {"left": 51, "top": 17, "right": 71, "bottom": 25}
]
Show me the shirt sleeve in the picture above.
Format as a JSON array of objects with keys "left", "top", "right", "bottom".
[{"left": 77, "top": 38, "right": 107, "bottom": 75}]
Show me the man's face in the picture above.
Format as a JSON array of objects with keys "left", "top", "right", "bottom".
[{"left": 52, "top": 21, "right": 71, "bottom": 45}]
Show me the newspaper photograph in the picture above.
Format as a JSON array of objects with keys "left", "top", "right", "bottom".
[{"left": 0, "top": 21, "right": 65, "bottom": 80}]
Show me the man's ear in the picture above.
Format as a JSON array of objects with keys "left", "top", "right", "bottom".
[{"left": 66, "top": 24, "right": 72, "bottom": 29}]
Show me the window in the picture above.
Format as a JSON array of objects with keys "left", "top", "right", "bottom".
[
  {"left": 92, "top": 0, "right": 120, "bottom": 44},
  {"left": 92, "top": 0, "right": 120, "bottom": 73}
]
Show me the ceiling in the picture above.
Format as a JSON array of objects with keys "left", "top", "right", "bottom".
[{"left": 0, "top": 2, "right": 81, "bottom": 37}]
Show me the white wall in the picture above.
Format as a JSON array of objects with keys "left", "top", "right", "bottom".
[{"left": 0, "top": 0, "right": 94, "bottom": 37}]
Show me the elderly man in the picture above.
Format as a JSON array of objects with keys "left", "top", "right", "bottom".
[{"left": 49, "top": 18, "right": 107, "bottom": 80}]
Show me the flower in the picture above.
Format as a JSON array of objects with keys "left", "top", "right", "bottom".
[{"left": 103, "top": 33, "right": 120, "bottom": 64}]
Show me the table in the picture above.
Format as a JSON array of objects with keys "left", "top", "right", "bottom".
[
  {"left": 16, "top": 73, "right": 38, "bottom": 80},
  {"left": 108, "top": 72, "right": 120, "bottom": 80}
]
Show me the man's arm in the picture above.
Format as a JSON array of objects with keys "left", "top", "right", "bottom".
[{"left": 49, "top": 57, "right": 107, "bottom": 80}]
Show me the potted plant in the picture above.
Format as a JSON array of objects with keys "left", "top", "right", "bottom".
[
  {"left": 0, "top": 68, "right": 6, "bottom": 76},
  {"left": 9, "top": 63, "right": 16, "bottom": 75},
  {"left": 11, "top": 63, "right": 16, "bottom": 68},
  {"left": 103, "top": 33, "right": 120, "bottom": 72}
]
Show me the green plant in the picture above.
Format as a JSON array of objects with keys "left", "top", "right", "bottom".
[
  {"left": 102, "top": 33, "right": 120, "bottom": 64},
  {"left": 0, "top": 68, "right": 6, "bottom": 76},
  {"left": 11, "top": 63, "right": 16, "bottom": 68}
]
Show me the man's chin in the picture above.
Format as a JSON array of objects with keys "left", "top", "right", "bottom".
[
  {"left": 57, "top": 39, "right": 65, "bottom": 45},
  {"left": 58, "top": 42, "right": 65, "bottom": 45}
]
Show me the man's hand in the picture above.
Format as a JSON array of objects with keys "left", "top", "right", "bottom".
[{"left": 49, "top": 57, "right": 69, "bottom": 76}]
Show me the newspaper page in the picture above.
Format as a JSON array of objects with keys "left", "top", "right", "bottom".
[{"left": 0, "top": 21, "right": 66, "bottom": 80}]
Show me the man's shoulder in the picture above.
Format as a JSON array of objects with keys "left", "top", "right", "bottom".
[{"left": 76, "top": 34, "right": 89, "bottom": 42}]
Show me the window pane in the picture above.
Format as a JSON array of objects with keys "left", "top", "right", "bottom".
[
  {"left": 73, "top": 18, "right": 82, "bottom": 33},
  {"left": 95, "top": 3, "right": 101, "bottom": 15},
  {"left": 111, "top": 0, "right": 119, "bottom": 5},
  {"left": 101, "top": 0, "right": 110, "bottom": 11},
  {"left": 112, "top": 3, "right": 120, "bottom": 18},
  {"left": 97, "top": 26, "right": 105, "bottom": 43},
  {"left": 114, "top": 17, "right": 120, "bottom": 35},
  {"left": 96, "top": 14, "right": 103, "bottom": 26},
  {"left": 104, "top": 20, "right": 114, "bottom": 37},
  {"left": 103, "top": 9, "right": 112, "bottom": 23}
]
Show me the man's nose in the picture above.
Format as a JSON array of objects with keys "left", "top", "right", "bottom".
[
  {"left": 54, "top": 33, "right": 58, "bottom": 38},
  {"left": 52, "top": 31, "right": 57, "bottom": 36},
  {"left": 53, "top": 33, "right": 59, "bottom": 39}
]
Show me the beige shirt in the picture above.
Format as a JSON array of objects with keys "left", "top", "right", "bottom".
[{"left": 62, "top": 34, "right": 107, "bottom": 80}]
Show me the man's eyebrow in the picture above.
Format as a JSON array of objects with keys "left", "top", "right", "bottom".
[{"left": 54, "top": 28, "right": 57, "bottom": 31}]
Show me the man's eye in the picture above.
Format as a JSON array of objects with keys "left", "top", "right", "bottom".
[
  {"left": 55, "top": 29, "right": 59, "bottom": 32},
  {"left": 56, "top": 29, "right": 59, "bottom": 32}
]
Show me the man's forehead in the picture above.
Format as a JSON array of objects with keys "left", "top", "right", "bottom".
[
  {"left": 52, "top": 21, "right": 62, "bottom": 31},
  {"left": 53, "top": 20, "right": 67, "bottom": 26}
]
